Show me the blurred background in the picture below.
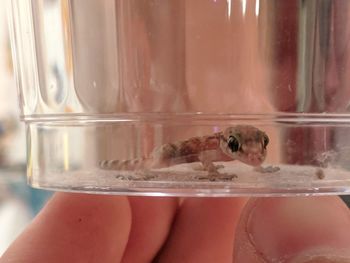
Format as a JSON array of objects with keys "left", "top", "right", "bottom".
[{"left": 0, "top": 2, "right": 51, "bottom": 256}]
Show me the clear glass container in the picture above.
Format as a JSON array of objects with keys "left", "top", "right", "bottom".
[{"left": 8, "top": 0, "right": 350, "bottom": 196}]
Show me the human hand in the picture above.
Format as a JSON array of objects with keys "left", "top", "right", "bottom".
[{"left": 1, "top": 194, "right": 350, "bottom": 263}]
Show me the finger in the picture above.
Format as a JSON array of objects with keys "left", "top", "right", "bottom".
[
  {"left": 234, "top": 196, "right": 350, "bottom": 263},
  {"left": 121, "top": 197, "right": 178, "bottom": 263},
  {"left": 156, "top": 197, "right": 247, "bottom": 263},
  {"left": 0, "top": 193, "right": 131, "bottom": 263}
]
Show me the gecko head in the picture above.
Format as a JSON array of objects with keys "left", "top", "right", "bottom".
[{"left": 221, "top": 125, "right": 269, "bottom": 167}]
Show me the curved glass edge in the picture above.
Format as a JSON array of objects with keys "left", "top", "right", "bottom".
[{"left": 29, "top": 182, "right": 350, "bottom": 197}]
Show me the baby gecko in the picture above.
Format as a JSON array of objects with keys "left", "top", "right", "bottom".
[{"left": 100, "top": 125, "right": 278, "bottom": 180}]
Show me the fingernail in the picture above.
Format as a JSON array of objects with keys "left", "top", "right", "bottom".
[{"left": 246, "top": 197, "right": 350, "bottom": 262}]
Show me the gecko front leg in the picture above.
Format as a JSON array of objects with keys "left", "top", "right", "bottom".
[
  {"left": 198, "top": 151, "right": 223, "bottom": 172},
  {"left": 196, "top": 151, "right": 237, "bottom": 181}
]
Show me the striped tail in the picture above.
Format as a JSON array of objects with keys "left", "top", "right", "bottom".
[{"left": 99, "top": 157, "right": 150, "bottom": 170}]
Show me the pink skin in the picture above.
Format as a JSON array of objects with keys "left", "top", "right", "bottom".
[{"left": 2, "top": 194, "right": 350, "bottom": 262}]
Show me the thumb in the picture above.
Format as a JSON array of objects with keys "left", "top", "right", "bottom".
[{"left": 234, "top": 197, "right": 350, "bottom": 263}]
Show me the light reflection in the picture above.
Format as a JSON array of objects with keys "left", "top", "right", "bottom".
[
  {"left": 255, "top": 0, "right": 260, "bottom": 16},
  {"left": 241, "top": 0, "right": 247, "bottom": 16},
  {"left": 63, "top": 132, "right": 69, "bottom": 171},
  {"left": 227, "top": 0, "right": 232, "bottom": 17}
]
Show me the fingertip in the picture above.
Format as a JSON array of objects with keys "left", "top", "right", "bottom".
[
  {"left": 157, "top": 197, "right": 247, "bottom": 263},
  {"left": 1, "top": 193, "right": 131, "bottom": 263},
  {"left": 234, "top": 197, "right": 350, "bottom": 263},
  {"left": 122, "top": 197, "right": 178, "bottom": 263}
]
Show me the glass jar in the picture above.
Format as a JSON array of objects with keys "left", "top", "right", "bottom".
[{"left": 8, "top": 0, "right": 350, "bottom": 196}]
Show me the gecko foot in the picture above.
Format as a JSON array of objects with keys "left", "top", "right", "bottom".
[
  {"left": 255, "top": 165, "right": 280, "bottom": 174},
  {"left": 115, "top": 175, "right": 128, "bottom": 180},
  {"left": 194, "top": 161, "right": 235, "bottom": 181},
  {"left": 193, "top": 163, "right": 225, "bottom": 172}
]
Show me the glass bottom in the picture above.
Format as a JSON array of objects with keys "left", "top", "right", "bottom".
[
  {"left": 25, "top": 113, "right": 350, "bottom": 196},
  {"left": 29, "top": 164, "right": 350, "bottom": 197}
]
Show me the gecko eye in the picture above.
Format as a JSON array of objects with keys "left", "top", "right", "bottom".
[
  {"left": 228, "top": 136, "right": 240, "bottom": 152},
  {"left": 262, "top": 134, "right": 269, "bottom": 149}
]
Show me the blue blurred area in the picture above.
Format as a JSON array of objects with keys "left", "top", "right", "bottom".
[
  {"left": 7, "top": 174, "right": 52, "bottom": 215},
  {"left": 0, "top": 167, "right": 52, "bottom": 255}
]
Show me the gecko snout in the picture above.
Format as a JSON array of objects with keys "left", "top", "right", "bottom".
[
  {"left": 246, "top": 152, "right": 266, "bottom": 166},
  {"left": 249, "top": 146, "right": 261, "bottom": 154}
]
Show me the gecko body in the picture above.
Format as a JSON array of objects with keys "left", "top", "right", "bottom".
[{"left": 100, "top": 125, "right": 270, "bottom": 176}]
